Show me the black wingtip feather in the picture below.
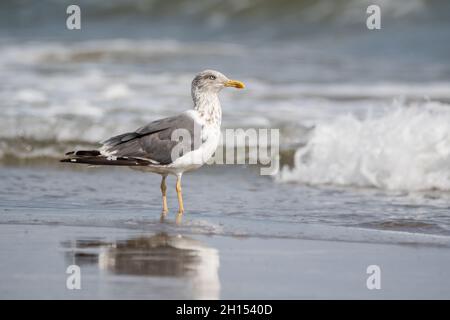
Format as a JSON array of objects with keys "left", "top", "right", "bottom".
[
  {"left": 65, "top": 150, "right": 101, "bottom": 156},
  {"left": 60, "top": 155, "right": 152, "bottom": 166}
]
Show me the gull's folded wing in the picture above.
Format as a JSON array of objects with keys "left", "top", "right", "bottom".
[{"left": 61, "top": 113, "right": 201, "bottom": 166}]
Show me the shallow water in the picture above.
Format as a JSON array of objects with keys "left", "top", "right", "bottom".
[{"left": 1, "top": 165, "right": 450, "bottom": 246}]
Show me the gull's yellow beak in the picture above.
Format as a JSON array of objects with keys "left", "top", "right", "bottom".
[{"left": 224, "top": 79, "right": 245, "bottom": 89}]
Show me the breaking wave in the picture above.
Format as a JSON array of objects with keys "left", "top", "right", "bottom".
[
  {"left": 2, "top": 0, "right": 447, "bottom": 31},
  {"left": 279, "top": 102, "right": 450, "bottom": 192}
]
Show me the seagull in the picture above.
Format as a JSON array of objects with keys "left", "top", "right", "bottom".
[{"left": 61, "top": 70, "right": 245, "bottom": 220}]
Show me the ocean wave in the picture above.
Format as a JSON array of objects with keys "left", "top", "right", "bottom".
[
  {"left": 1, "top": 0, "right": 445, "bottom": 29},
  {"left": 0, "top": 40, "right": 244, "bottom": 67},
  {"left": 279, "top": 102, "right": 450, "bottom": 192}
]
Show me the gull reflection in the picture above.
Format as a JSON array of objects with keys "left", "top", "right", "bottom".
[{"left": 63, "top": 233, "right": 220, "bottom": 299}]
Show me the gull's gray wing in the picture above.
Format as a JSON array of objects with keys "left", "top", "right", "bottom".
[{"left": 100, "top": 113, "right": 201, "bottom": 165}]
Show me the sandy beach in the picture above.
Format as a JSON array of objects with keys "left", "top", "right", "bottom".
[{"left": 1, "top": 222, "right": 450, "bottom": 299}]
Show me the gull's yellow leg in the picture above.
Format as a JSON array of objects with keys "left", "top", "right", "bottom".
[
  {"left": 175, "top": 174, "right": 184, "bottom": 215},
  {"left": 160, "top": 175, "right": 168, "bottom": 218},
  {"left": 175, "top": 212, "right": 183, "bottom": 225}
]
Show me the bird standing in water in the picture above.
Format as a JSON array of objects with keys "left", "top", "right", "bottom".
[{"left": 61, "top": 70, "right": 245, "bottom": 221}]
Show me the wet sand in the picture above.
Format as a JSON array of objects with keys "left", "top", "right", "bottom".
[
  {"left": 1, "top": 165, "right": 450, "bottom": 299},
  {"left": 1, "top": 223, "right": 450, "bottom": 299}
]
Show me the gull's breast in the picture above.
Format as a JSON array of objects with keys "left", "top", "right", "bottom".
[{"left": 168, "top": 112, "right": 221, "bottom": 174}]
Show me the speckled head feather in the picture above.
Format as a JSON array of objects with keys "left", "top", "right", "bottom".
[
  {"left": 191, "top": 70, "right": 244, "bottom": 125},
  {"left": 191, "top": 70, "right": 229, "bottom": 96}
]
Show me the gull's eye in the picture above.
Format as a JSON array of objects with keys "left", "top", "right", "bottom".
[{"left": 208, "top": 75, "right": 216, "bottom": 80}]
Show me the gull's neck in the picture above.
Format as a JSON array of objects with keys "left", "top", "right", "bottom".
[{"left": 192, "top": 90, "right": 222, "bottom": 126}]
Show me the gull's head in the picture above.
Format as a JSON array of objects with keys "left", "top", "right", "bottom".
[{"left": 191, "top": 70, "right": 245, "bottom": 97}]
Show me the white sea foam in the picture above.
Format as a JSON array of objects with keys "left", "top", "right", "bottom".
[
  {"left": 248, "top": 80, "right": 450, "bottom": 101},
  {"left": 101, "top": 83, "right": 132, "bottom": 100},
  {"left": 279, "top": 102, "right": 450, "bottom": 192}
]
